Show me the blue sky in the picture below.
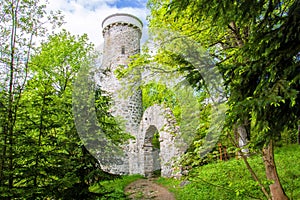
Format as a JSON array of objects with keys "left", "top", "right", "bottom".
[
  {"left": 114, "top": 0, "right": 148, "bottom": 8},
  {"left": 46, "top": 0, "right": 149, "bottom": 46}
]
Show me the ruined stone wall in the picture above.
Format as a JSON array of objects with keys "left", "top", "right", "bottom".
[{"left": 134, "top": 105, "right": 183, "bottom": 177}]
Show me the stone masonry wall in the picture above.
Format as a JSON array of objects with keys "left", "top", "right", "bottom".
[
  {"left": 133, "top": 105, "right": 183, "bottom": 177},
  {"left": 99, "top": 14, "right": 143, "bottom": 174},
  {"left": 99, "top": 14, "right": 184, "bottom": 177}
]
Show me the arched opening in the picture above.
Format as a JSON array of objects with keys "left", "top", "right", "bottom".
[{"left": 144, "top": 125, "right": 161, "bottom": 177}]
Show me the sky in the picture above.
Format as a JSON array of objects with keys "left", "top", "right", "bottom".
[{"left": 46, "top": 0, "right": 150, "bottom": 47}]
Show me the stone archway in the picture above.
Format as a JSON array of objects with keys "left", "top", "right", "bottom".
[
  {"left": 133, "top": 104, "right": 184, "bottom": 177},
  {"left": 143, "top": 125, "right": 161, "bottom": 177}
]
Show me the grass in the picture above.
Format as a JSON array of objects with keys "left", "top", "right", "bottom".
[
  {"left": 89, "top": 174, "right": 143, "bottom": 200},
  {"left": 156, "top": 144, "right": 300, "bottom": 200},
  {"left": 90, "top": 145, "right": 300, "bottom": 199}
]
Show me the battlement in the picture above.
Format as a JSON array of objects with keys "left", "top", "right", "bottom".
[{"left": 102, "top": 13, "right": 143, "bottom": 35}]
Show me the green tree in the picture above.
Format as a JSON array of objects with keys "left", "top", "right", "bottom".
[
  {"left": 0, "top": 21, "right": 126, "bottom": 198},
  {"left": 29, "top": 30, "right": 120, "bottom": 199},
  {"left": 146, "top": 0, "right": 299, "bottom": 199},
  {"left": 0, "top": 1, "right": 126, "bottom": 198},
  {"left": 0, "top": 0, "right": 63, "bottom": 198},
  {"left": 9, "top": 30, "right": 124, "bottom": 199},
  {"left": 142, "top": 82, "right": 181, "bottom": 118},
  {"left": 20, "top": 30, "right": 94, "bottom": 199}
]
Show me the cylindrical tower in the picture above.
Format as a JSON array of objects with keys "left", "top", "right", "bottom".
[{"left": 100, "top": 13, "right": 143, "bottom": 174}]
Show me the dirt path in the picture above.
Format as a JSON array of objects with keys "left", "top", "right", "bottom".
[{"left": 125, "top": 178, "right": 176, "bottom": 200}]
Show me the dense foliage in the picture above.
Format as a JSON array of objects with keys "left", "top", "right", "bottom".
[
  {"left": 143, "top": 0, "right": 300, "bottom": 199},
  {"left": 0, "top": 1, "right": 126, "bottom": 199},
  {"left": 0, "top": 28, "right": 123, "bottom": 199},
  {"left": 146, "top": 0, "right": 300, "bottom": 148}
]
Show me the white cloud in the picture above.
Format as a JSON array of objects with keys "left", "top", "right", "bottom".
[{"left": 45, "top": 0, "right": 149, "bottom": 47}]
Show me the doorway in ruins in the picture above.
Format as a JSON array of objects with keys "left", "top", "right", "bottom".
[{"left": 144, "top": 125, "right": 161, "bottom": 177}]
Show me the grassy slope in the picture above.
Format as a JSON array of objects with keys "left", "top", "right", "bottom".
[
  {"left": 89, "top": 174, "right": 143, "bottom": 199},
  {"left": 156, "top": 145, "right": 300, "bottom": 200}
]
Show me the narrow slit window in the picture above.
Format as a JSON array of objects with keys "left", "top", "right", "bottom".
[{"left": 121, "top": 46, "right": 125, "bottom": 54}]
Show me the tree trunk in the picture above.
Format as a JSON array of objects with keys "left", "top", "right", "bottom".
[
  {"left": 297, "top": 125, "right": 300, "bottom": 144},
  {"left": 262, "top": 140, "right": 289, "bottom": 200},
  {"left": 228, "top": 133, "right": 271, "bottom": 199},
  {"left": 0, "top": 125, "right": 7, "bottom": 185}
]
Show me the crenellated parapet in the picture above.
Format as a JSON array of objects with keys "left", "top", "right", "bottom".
[{"left": 102, "top": 13, "right": 143, "bottom": 38}]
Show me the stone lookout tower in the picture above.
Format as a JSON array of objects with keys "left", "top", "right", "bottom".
[
  {"left": 101, "top": 13, "right": 143, "bottom": 134},
  {"left": 100, "top": 13, "right": 184, "bottom": 177},
  {"left": 100, "top": 13, "right": 143, "bottom": 174}
]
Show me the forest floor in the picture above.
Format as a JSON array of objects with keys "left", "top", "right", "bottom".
[{"left": 125, "top": 178, "right": 176, "bottom": 200}]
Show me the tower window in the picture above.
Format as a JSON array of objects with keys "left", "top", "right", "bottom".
[{"left": 121, "top": 46, "right": 125, "bottom": 54}]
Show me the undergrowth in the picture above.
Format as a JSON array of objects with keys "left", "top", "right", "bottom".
[{"left": 157, "top": 145, "right": 300, "bottom": 200}]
